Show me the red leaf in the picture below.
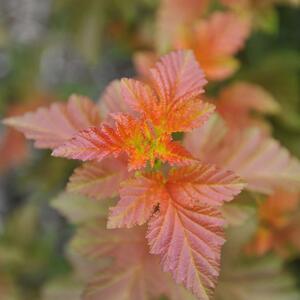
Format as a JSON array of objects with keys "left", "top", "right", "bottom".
[
  {"left": 0, "top": 128, "right": 28, "bottom": 173},
  {"left": 158, "top": 137, "right": 195, "bottom": 166},
  {"left": 3, "top": 95, "right": 100, "bottom": 149}
]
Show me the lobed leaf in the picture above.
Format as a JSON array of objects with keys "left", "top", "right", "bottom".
[
  {"left": 156, "top": 0, "right": 209, "bottom": 52},
  {"left": 53, "top": 113, "right": 194, "bottom": 170},
  {"left": 167, "top": 163, "right": 245, "bottom": 208},
  {"left": 150, "top": 50, "right": 207, "bottom": 104},
  {"left": 217, "top": 82, "right": 279, "bottom": 130},
  {"left": 123, "top": 50, "right": 214, "bottom": 133},
  {"left": 103, "top": 51, "right": 213, "bottom": 135},
  {"left": 106, "top": 160, "right": 244, "bottom": 298},
  {"left": 71, "top": 219, "right": 145, "bottom": 265},
  {"left": 184, "top": 119, "right": 300, "bottom": 194},
  {"left": 120, "top": 78, "right": 157, "bottom": 118},
  {"left": 52, "top": 114, "right": 147, "bottom": 169},
  {"left": 71, "top": 220, "right": 195, "bottom": 300},
  {"left": 184, "top": 113, "right": 227, "bottom": 162},
  {"left": 108, "top": 173, "right": 164, "bottom": 229},
  {"left": 149, "top": 50, "right": 210, "bottom": 133},
  {"left": 98, "top": 80, "right": 132, "bottom": 118},
  {"left": 213, "top": 129, "right": 300, "bottom": 194},
  {"left": 67, "top": 158, "right": 128, "bottom": 201},
  {"left": 3, "top": 95, "right": 100, "bottom": 149},
  {"left": 188, "top": 12, "right": 251, "bottom": 80},
  {"left": 147, "top": 198, "right": 225, "bottom": 300},
  {"left": 108, "top": 161, "right": 244, "bottom": 231}
]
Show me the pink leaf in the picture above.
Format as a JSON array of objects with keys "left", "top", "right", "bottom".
[
  {"left": 107, "top": 173, "right": 164, "bottom": 228},
  {"left": 147, "top": 198, "right": 225, "bottom": 300},
  {"left": 120, "top": 78, "right": 158, "bottom": 119},
  {"left": 213, "top": 129, "right": 300, "bottom": 194},
  {"left": 149, "top": 50, "right": 213, "bottom": 132},
  {"left": 133, "top": 51, "right": 157, "bottom": 81},
  {"left": 185, "top": 118, "right": 300, "bottom": 194},
  {"left": 71, "top": 219, "right": 146, "bottom": 265},
  {"left": 98, "top": 80, "right": 133, "bottom": 118},
  {"left": 156, "top": 0, "right": 209, "bottom": 52},
  {"left": 196, "top": 12, "right": 250, "bottom": 56},
  {"left": 67, "top": 158, "right": 129, "bottom": 201},
  {"left": 190, "top": 12, "right": 251, "bottom": 80},
  {"left": 150, "top": 50, "right": 207, "bottom": 107},
  {"left": 167, "top": 163, "right": 245, "bottom": 208},
  {"left": 72, "top": 220, "right": 195, "bottom": 300},
  {"left": 3, "top": 95, "right": 100, "bottom": 149},
  {"left": 184, "top": 113, "right": 227, "bottom": 161},
  {"left": 217, "top": 82, "right": 279, "bottom": 130}
]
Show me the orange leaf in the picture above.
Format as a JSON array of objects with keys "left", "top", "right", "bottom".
[
  {"left": 53, "top": 113, "right": 194, "bottom": 170},
  {"left": 122, "top": 50, "right": 213, "bottom": 133},
  {"left": 178, "top": 12, "right": 250, "bottom": 80}
]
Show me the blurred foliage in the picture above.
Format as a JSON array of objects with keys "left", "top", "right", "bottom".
[{"left": 0, "top": 0, "right": 299, "bottom": 299}]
